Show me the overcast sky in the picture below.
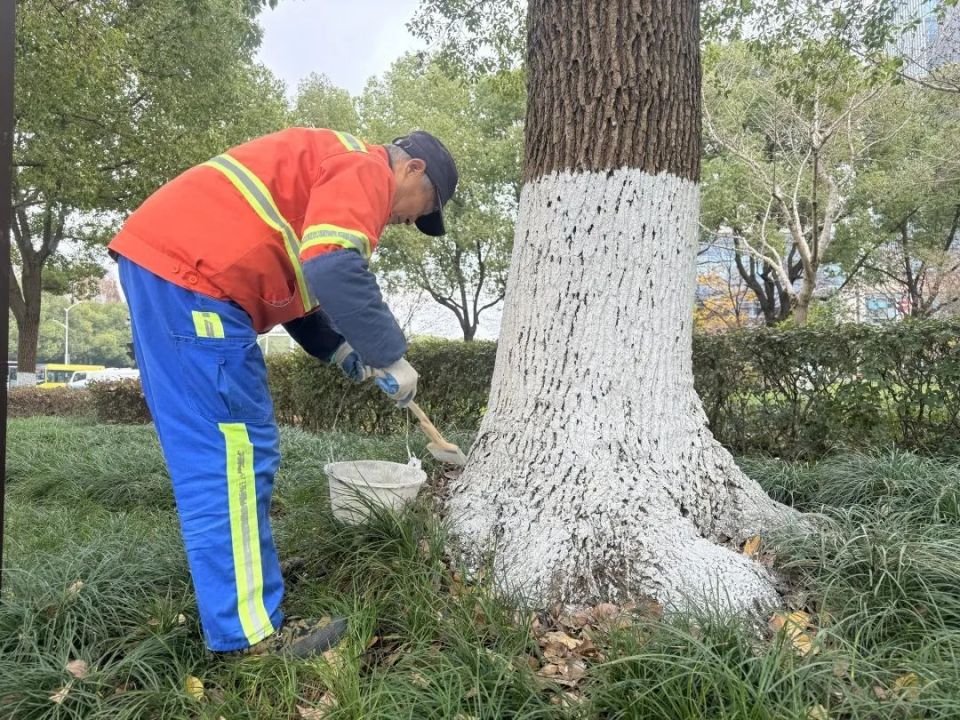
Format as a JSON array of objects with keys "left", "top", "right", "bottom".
[{"left": 256, "top": 0, "right": 425, "bottom": 96}]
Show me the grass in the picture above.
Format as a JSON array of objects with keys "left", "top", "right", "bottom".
[{"left": 2, "top": 418, "right": 960, "bottom": 718}]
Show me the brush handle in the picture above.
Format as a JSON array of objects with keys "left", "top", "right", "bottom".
[
  {"left": 371, "top": 369, "right": 450, "bottom": 447},
  {"left": 407, "top": 401, "right": 448, "bottom": 447}
]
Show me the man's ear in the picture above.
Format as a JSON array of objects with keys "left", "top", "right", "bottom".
[{"left": 407, "top": 157, "right": 427, "bottom": 176}]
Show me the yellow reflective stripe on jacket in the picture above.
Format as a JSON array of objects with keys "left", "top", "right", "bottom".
[
  {"left": 301, "top": 224, "right": 371, "bottom": 259},
  {"left": 202, "top": 153, "right": 316, "bottom": 311},
  {"left": 192, "top": 311, "right": 225, "bottom": 339},
  {"left": 219, "top": 422, "right": 274, "bottom": 645},
  {"left": 333, "top": 131, "right": 367, "bottom": 153}
]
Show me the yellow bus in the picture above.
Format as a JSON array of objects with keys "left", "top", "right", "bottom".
[{"left": 37, "top": 363, "right": 106, "bottom": 388}]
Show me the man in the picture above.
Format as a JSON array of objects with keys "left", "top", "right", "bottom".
[{"left": 109, "top": 128, "right": 458, "bottom": 657}]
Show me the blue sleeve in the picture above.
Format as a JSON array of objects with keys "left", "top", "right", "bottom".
[
  {"left": 302, "top": 249, "right": 407, "bottom": 368},
  {"left": 282, "top": 310, "right": 344, "bottom": 361}
]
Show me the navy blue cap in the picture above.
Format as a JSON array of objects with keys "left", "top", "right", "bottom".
[{"left": 392, "top": 131, "right": 458, "bottom": 236}]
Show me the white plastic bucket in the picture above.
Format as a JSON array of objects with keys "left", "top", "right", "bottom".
[{"left": 325, "top": 460, "right": 427, "bottom": 524}]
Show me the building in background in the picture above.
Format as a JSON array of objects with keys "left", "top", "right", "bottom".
[{"left": 893, "top": 0, "right": 960, "bottom": 76}]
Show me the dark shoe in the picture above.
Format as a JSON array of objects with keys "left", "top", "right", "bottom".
[{"left": 231, "top": 616, "right": 349, "bottom": 659}]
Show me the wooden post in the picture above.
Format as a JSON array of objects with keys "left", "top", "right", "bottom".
[{"left": 0, "top": 0, "right": 16, "bottom": 591}]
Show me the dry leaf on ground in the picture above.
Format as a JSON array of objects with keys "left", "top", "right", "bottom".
[
  {"left": 769, "top": 611, "right": 818, "bottom": 656},
  {"left": 742, "top": 535, "right": 762, "bottom": 557},
  {"left": 297, "top": 695, "right": 337, "bottom": 719},
  {"left": 49, "top": 684, "right": 72, "bottom": 704},
  {"left": 542, "top": 631, "right": 581, "bottom": 650},
  {"left": 185, "top": 675, "right": 204, "bottom": 701},
  {"left": 537, "top": 663, "right": 562, "bottom": 678},
  {"left": 65, "top": 660, "right": 89, "bottom": 680},
  {"left": 66, "top": 580, "right": 85, "bottom": 598},
  {"left": 543, "top": 642, "right": 570, "bottom": 662},
  {"left": 410, "top": 671, "right": 430, "bottom": 688},
  {"left": 807, "top": 704, "right": 829, "bottom": 720},
  {"left": 893, "top": 672, "right": 921, "bottom": 700},
  {"left": 559, "top": 611, "right": 592, "bottom": 630}
]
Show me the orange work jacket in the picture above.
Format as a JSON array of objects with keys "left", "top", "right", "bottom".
[{"left": 109, "top": 128, "right": 395, "bottom": 333}]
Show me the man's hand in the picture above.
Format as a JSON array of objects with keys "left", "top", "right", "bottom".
[
  {"left": 374, "top": 357, "right": 418, "bottom": 407},
  {"left": 330, "top": 342, "right": 372, "bottom": 383}
]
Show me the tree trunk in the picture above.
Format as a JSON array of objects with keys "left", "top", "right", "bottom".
[
  {"left": 10, "top": 260, "right": 42, "bottom": 380},
  {"left": 448, "top": 0, "right": 795, "bottom": 613}
]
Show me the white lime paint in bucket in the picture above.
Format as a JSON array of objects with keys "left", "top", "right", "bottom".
[{"left": 325, "top": 460, "right": 427, "bottom": 524}]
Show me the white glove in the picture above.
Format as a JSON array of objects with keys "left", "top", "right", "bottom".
[
  {"left": 330, "top": 342, "right": 373, "bottom": 382},
  {"left": 374, "top": 357, "right": 418, "bottom": 407}
]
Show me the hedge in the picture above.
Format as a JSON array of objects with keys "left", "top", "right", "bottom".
[
  {"left": 692, "top": 320, "right": 960, "bottom": 457},
  {"left": 268, "top": 338, "right": 496, "bottom": 434},
  {"left": 23, "top": 321, "right": 960, "bottom": 458},
  {"left": 8, "top": 387, "right": 92, "bottom": 418},
  {"left": 88, "top": 379, "right": 152, "bottom": 425}
]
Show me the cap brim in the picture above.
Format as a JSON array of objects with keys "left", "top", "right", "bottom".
[{"left": 415, "top": 211, "right": 445, "bottom": 236}]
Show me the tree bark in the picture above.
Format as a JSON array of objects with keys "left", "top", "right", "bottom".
[
  {"left": 448, "top": 0, "right": 795, "bottom": 613},
  {"left": 11, "top": 260, "right": 42, "bottom": 376}
]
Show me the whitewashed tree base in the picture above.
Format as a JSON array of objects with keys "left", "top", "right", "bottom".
[{"left": 448, "top": 167, "right": 800, "bottom": 614}]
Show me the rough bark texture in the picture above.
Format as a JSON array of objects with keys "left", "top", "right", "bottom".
[
  {"left": 448, "top": 0, "right": 797, "bottom": 613},
  {"left": 524, "top": 0, "right": 700, "bottom": 182}
]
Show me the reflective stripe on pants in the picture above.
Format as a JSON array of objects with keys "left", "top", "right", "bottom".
[{"left": 119, "top": 256, "right": 283, "bottom": 651}]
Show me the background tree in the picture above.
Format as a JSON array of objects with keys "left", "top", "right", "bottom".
[
  {"left": 11, "top": 294, "right": 133, "bottom": 368},
  {"left": 694, "top": 269, "right": 760, "bottom": 332},
  {"left": 445, "top": 0, "right": 795, "bottom": 611},
  {"left": 409, "top": 0, "right": 525, "bottom": 73},
  {"left": 36, "top": 296, "right": 133, "bottom": 368},
  {"left": 838, "top": 80, "right": 960, "bottom": 317},
  {"left": 702, "top": 42, "right": 882, "bottom": 325},
  {"left": 11, "top": 0, "right": 287, "bottom": 380},
  {"left": 360, "top": 55, "right": 523, "bottom": 341},
  {"left": 704, "top": 0, "right": 960, "bottom": 92},
  {"left": 292, "top": 73, "right": 360, "bottom": 132}
]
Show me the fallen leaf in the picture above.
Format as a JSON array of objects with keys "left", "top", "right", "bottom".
[
  {"left": 559, "top": 611, "right": 591, "bottom": 630},
  {"left": 807, "top": 704, "right": 829, "bottom": 720},
  {"left": 550, "top": 691, "right": 582, "bottom": 706},
  {"left": 185, "top": 675, "right": 204, "bottom": 701},
  {"left": 873, "top": 685, "right": 888, "bottom": 701},
  {"left": 147, "top": 618, "right": 160, "bottom": 627},
  {"left": 544, "top": 642, "right": 569, "bottom": 662},
  {"left": 592, "top": 603, "right": 619, "bottom": 621},
  {"left": 742, "top": 535, "right": 762, "bottom": 557},
  {"left": 66, "top": 580, "right": 85, "bottom": 598},
  {"left": 297, "top": 695, "right": 337, "bottom": 719},
  {"left": 296, "top": 706, "right": 324, "bottom": 720},
  {"left": 177, "top": 613, "right": 187, "bottom": 625},
  {"left": 537, "top": 663, "right": 562, "bottom": 677},
  {"left": 526, "top": 655, "right": 540, "bottom": 671},
  {"left": 65, "top": 659, "right": 89, "bottom": 680},
  {"left": 322, "top": 647, "right": 347, "bottom": 671},
  {"left": 576, "top": 636, "right": 604, "bottom": 660},
  {"left": 769, "top": 611, "right": 817, "bottom": 656},
  {"left": 561, "top": 659, "right": 587, "bottom": 682},
  {"left": 366, "top": 635, "right": 380, "bottom": 650},
  {"left": 410, "top": 671, "right": 430, "bottom": 688},
  {"left": 893, "top": 672, "right": 920, "bottom": 700},
  {"left": 542, "top": 631, "right": 581, "bottom": 650},
  {"left": 49, "top": 684, "right": 72, "bottom": 704},
  {"left": 453, "top": 715, "right": 476, "bottom": 720}
]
